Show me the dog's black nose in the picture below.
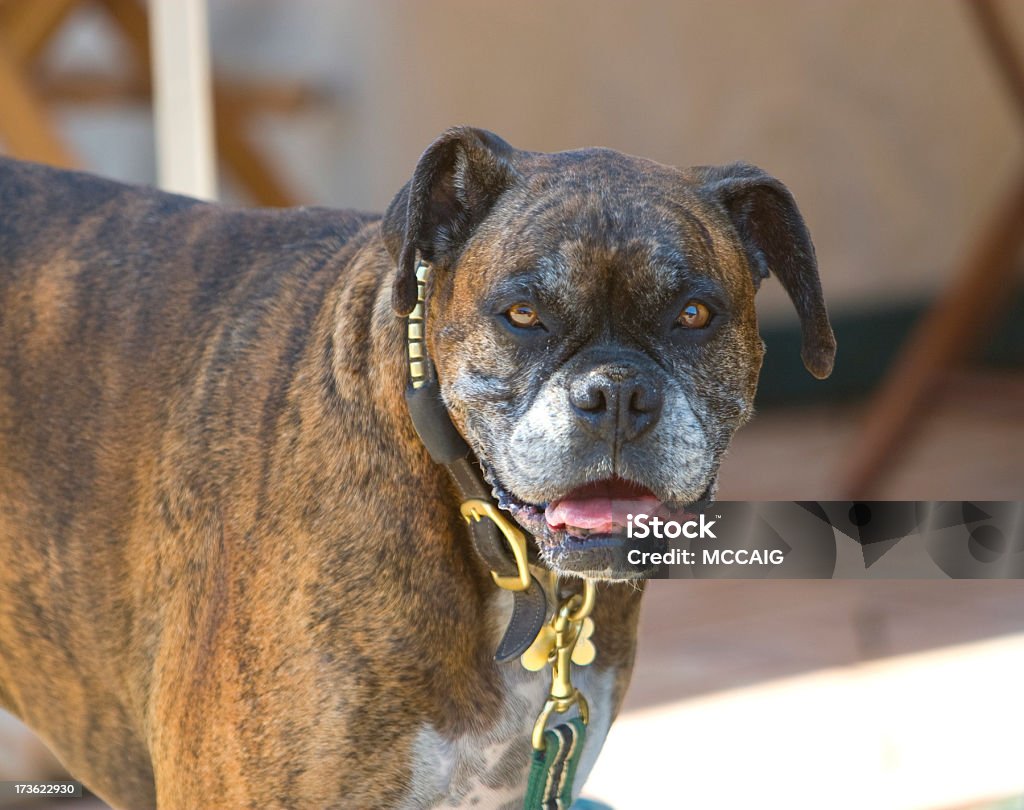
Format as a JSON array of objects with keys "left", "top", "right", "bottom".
[{"left": 569, "top": 369, "right": 663, "bottom": 444}]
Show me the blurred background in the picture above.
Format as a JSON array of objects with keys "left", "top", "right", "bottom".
[{"left": 0, "top": 0, "right": 1021, "bottom": 808}]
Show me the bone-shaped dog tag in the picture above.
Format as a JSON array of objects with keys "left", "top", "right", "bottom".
[
  {"left": 570, "top": 618, "right": 596, "bottom": 666},
  {"left": 520, "top": 625, "right": 556, "bottom": 671}
]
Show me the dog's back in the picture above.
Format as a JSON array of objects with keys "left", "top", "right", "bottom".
[{"left": 0, "top": 158, "right": 378, "bottom": 551}]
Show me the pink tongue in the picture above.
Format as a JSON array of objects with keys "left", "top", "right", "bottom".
[{"left": 545, "top": 495, "right": 662, "bottom": 535}]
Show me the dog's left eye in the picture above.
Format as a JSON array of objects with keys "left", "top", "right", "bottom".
[
  {"left": 677, "top": 300, "right": 712, "bottom": 329},
  {"left": 506, "top": 302, "right": 542, "bottom": 329}
]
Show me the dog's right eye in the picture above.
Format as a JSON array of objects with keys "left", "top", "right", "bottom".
[{"left": 506, "top": 302, "right": 542, "bottom": 329}]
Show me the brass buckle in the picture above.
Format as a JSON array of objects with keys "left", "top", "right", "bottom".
[
  {"left": 529, "top": 584, "right": 596, "bottom": 750},
  {"left": 460, "top": 499, "right": 531, "bottom": 592}
]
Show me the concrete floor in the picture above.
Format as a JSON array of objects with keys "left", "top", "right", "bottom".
[
  {"left": 587, "top": 633, "right": 1024, "bottom": 809},
  {"left": 604, "top": 397, "right": 1024, "bottom": 809},
  {"left": 3, "top": 397, "right": 1022, "bottom": 809}
]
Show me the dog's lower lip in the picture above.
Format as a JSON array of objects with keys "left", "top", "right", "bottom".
[{"left": 563, "top": 530, "right": 629, "bottom": 543}]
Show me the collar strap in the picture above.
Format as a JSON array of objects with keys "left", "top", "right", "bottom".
[{"left": 404, "top": 262, "right": 548, "bottom": 662}]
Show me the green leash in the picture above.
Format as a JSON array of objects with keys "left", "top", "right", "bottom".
[{"left": 524, "top": 717, "right": 587, "bottom": 810}]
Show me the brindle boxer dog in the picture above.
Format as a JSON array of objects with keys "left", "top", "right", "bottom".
[{"left": 0, "top": 127, "right": 834, "bottom": 808}]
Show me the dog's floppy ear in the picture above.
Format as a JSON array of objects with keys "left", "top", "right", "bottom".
[
  {"left": 697, "top": 163, "right": 836, "bottom": 379},
  {"left": 383, "top": 127, "right": 519, "bottom": 316}
]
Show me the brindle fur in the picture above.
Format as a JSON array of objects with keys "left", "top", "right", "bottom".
[{"left": 0, "top": 127, "right": 832, "bottom": 808}]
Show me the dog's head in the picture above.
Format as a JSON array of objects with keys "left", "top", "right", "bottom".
[{"left": 384, "top": 127, "right": 834, "bottom": 580}]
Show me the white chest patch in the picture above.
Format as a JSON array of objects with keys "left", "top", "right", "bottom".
[{"left": 399, "top": 594, "right": 617, "bottom": 809}]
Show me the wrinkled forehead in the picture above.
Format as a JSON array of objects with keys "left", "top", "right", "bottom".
[{"left": 464, "top": 153, "right": 747, "bottom": 311}]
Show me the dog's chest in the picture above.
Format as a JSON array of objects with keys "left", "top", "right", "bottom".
[{"left": 399, "top": 595, "right": 616, "bottom": 809}]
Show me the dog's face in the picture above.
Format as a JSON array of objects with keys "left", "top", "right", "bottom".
[{"left": 384, "top": 128, "right": 834, "bottom": 580}]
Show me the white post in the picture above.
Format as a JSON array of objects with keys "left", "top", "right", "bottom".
[{"left": 148, "top": 0, "right": 217, "bottom": 200}]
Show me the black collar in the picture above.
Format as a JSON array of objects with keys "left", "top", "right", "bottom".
[{"left": 403, "top": 262, "right": 548, "bottom": 661}]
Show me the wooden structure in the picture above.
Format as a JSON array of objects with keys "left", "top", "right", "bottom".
[
  {"left": 0, "top": 0, "right": 320, "bottom": 205},
  {"left": 841, "top": 0, "right": 1024, "bottom": 497}
]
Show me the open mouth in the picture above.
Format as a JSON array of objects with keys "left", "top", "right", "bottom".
[
  {"left": 484, "top": 467, "right": 706, "bottom": 580},
  {"left": 544, "top": 477, "right": 664, "bottom": 537}
]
